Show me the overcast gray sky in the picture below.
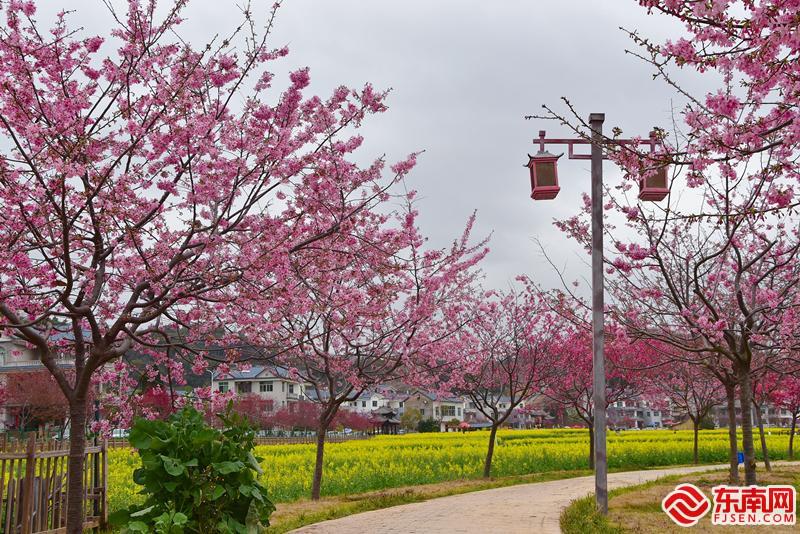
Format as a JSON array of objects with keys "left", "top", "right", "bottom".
[{"left": 40, "top": 1, "right": 709, "bottom": 291}]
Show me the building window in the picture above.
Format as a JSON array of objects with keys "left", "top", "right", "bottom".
[
  {"left": 457, "top": 407, "right": 462, "bottom": 417},
  {"left": 260, "top": 381, "right": 273, "bottom": 393},
  {"left": 362, "top": 401, "right": 366, "bottom": 408},
  {"left": 218, "top": 381, "right": 229, "bottom": 393},
  {"left": 399, "top": 402, "right": 404, "bottom": 408},
  {"left": 372, "top": 400, "right": 378, "bottom": 407},
  {"left": 420, "top": 408, "right": 425, "bottom": 416},
  {"left": 646, "top": 411, "right": 651, "bottom": 417},
  {"left": 441, "top": 406, "right": 455, "bottom": 418},
  {"left": 288, "top": 384, "right": 294, "bottom": 394},
  {"left": 236, "top": 382, "right": 252, "bottom": 394}
]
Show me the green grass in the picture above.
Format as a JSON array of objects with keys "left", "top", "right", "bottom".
[
  {"left": 559, "top": 472, "right": 700, "bottom": 534},
  {"left": 561, "top": 495, "right": 625, "bottom": 534},
  {"left": 559, "top": 465, "right": 800, "bottom": 533}
]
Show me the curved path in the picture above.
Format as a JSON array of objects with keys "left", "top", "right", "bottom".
[{"left": 291, "top": 464, "right": 728, "bottom": 533}]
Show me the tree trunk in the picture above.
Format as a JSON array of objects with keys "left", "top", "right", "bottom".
[
  {"left": 588, "top": 425, "right": 595, "bottom": 470},
  {"left": 725, "top": 383, "right": 740, "bottom": 485},
  {"left": 66, "top": 401, "right": 87, "bottom": 534},
  {"left": 789, "top": 413, "right": 797, "bottom": 460},
  {"left": 311, "top": 422, "right": 328, "bottom": 500},
  {"left": 483, "top": 424, "right": 499, "bottom": 478},
  {"left": 692, "top": 418, "right": 699, "bottom": 465},
  {"left": 737, "top": 369, "right": 757, "bottom": 485},
  {"left": 753, "top": 401, "right": 771, "bottom": 472}
]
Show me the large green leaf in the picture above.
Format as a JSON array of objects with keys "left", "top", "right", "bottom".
[
  {"left": 161, "top": 455, "right": 185, "bottom": 476},
  {"left": 126, "top": 520, "right": 149, "bottom": 532},
  {"left": 247, "top": 452, "right": 264, "bottom": 475},
  {"left": 212, "top": 460, "right": 244, "bottom": 475},
  {"left": 128, "top": 428, "right": 153, "bottom": 450},
  {"left": 130, "top": 505, "right": 156, "bottom": 518},
  {"left": 191, "top": 427, "right": 218, "bottom": 445}
]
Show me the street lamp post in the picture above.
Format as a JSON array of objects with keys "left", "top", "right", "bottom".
[
  {"left": 589, "top": 114, "right": 608, "bottom": 514},
  {"left": 526, "top": 113, "right": 667, "bottom": 514}
]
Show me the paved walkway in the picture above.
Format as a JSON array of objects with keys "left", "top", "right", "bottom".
[{"left": 291, "top": 464, "right": 729, "bottom": 534}]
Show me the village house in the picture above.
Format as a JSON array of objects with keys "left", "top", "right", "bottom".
[
  {"left": 463, "top": 395, "right": 553, "bottom": 429},
  {"left": 608, "top": 399, "right": 665, "bottom": 429},
  {"left": 712, "top": 400, "right": 794, "bottom": 429},
  {"left": 0, "top": 335, "right": 75, "bottom": 372},
  {"left": 404, "top": 390, "right": 466, "bottom": 431},
  {"left": 343, "top": 385, "right": 408, "bottom": 415},
  {"left": 0, "top": 336, "right": 75, "bottom": 430},
  {"left": 345, "top": 391, "right": 390, "bottom": 414},
  {"left": 211, "top": 366, "right": 308, "bottom": 411}
]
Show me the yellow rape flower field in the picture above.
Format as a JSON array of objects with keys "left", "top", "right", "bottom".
[{"left": 107, "top": 428, "right": 791, "bottom": 515}]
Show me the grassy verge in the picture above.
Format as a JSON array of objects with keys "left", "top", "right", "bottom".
[
  {"left": 561, "top": 494, "right": 625, "bottom": 534},
  {"left": 561, "top": 464, "right": 800, "bottom": 534}
]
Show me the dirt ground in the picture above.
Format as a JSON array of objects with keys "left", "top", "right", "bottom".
[{"left": 609, "top": 466, "right": 800, "bottom": 533}]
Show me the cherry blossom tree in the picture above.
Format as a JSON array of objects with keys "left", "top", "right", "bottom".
[
  {"left": 137, "top": 386, "right": 176, "bottom": 420},
  {"left": 615, "top": 0, "right": 800, "bottom": 483},
  {"left": 564, "top": 184, "right": 800, "bottom": 485},
  {"left": 541, "top": 131, "right": 800, "bottom": 485},
  {"left": 259, "top": 209, "right": 487, "bottom": 499},
  {"left": 631, "top": 0, "right": 800, "bottom": 196},
  {"left": 543, "top": 323, "right": 645, "bottom": 469},
  {"left": 772, "top": 373, "right": 800, "bottom": 459},
  {"left": 334, "top": 409, "right": 373, "bottom": 433},
  {"left": 458, "top": 288, "right": 563, "bottom": 477},
  {"left": 538, "top": 0, "right": 800, "bottom": 487},
  {"left": 751, "top": 365, "right": 785, "bottom": 471},
  {"left": 3, "top": 371, "right": 70, "bottom": 431},
  {"left": 269, "top": 401, "right": 319, "bottom": 433},
  {"left": 229, "top": 393, "right": 273, "bottom": 429},
  {"left": 267, "top": 401, "right": 373, "bottom": 434},
  {"left": 0, "top": 1, "right": 423, "bottom": 529},
  {"left": 643, "top": 358, "right": 722, "bottom": 464}
]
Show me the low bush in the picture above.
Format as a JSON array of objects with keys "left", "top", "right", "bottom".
[{"left": 110, "top": 405, "right": 275, "bottom": 533}]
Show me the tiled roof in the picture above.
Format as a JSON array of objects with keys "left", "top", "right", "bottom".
[
  {"left": 305, "top": 389, "right": 330, "bottom": 401},
  {"left": 412, "top": 390, "right": 464, "bottom": 403},
  {"left": 211, "top": 365, "right": 296, "bottom": 381}
]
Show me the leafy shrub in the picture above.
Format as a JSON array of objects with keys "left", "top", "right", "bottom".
[
  {"left": 417, "top": 418, "right": 440, "bottom": 433},
  {"left": 400, "top": 408, "right": 422, "bottom": 430},
  {"left": 700, "top": 416, "right": 716, "bottom": 430},
  {"left": 111, "top": 405, "right": 275, "bottom": 533}
]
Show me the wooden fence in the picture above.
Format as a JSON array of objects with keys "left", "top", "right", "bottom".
[{"left": 0, "top": 435, "right": 107, "bottom": 533}]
